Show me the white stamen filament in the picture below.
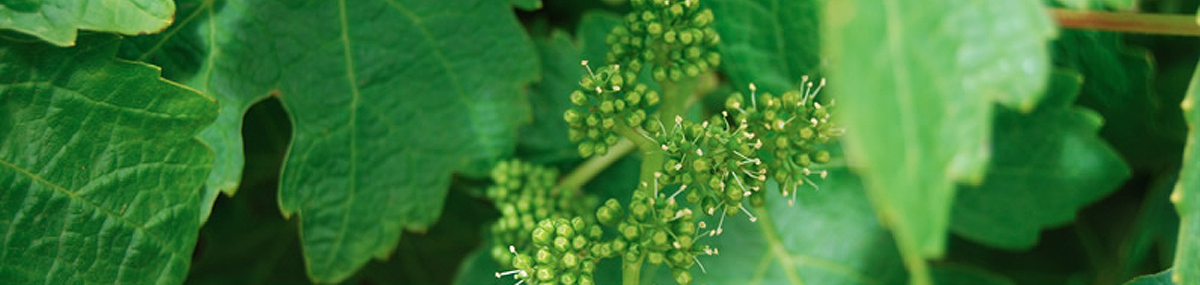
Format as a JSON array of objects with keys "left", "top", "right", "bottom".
[{"left": 739, "top": 203, "right": 758, "bottom": 222}]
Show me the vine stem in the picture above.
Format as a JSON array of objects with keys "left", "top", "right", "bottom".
[
  {"left": 558, "top": 139, "right": 637, "bottom": 193},
  {"left": 1051, "top": 8, "right": 1200, "bottom": 36}
]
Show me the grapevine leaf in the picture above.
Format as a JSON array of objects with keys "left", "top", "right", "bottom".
[
  {"left": 1170, "top": 43, "right": 1200, "bottom": 285},
  {"left": 518, "top": 31, "right": 583, "bottom": 164},
  {"left": 708, "top": 0, "right": 820, "bottom": 93},
  {"left": 116, "top": 0, "right": 228, "bottom": 223},
  {"left": 0, "top": 36, "right": 217, "bottom": 284},
  {"left": 193, "top": 0, "right": 539, "bottom": 282},
  {"left": 1053, "top": 30, "right": 1183, "bottom": 170},
  {"left": 822, "top": 0, "right": 1055, "bottom": 282},
  {"left": 1124, "top": 269, "right": 1175, "bottom": 285},
  {"left": 951, "top": 70, "right": 1130, "bottom": 250},
  {"left": 0, "top": 0, "right": 175, "bottom": 46},
  {"left": 649, "top": 170, "right": 907, "bottom": 285}
]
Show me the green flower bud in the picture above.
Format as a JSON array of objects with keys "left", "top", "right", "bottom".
[
  {"left": 562, "top": 273, "right": 578, "bottom": 285},
  {"left": 692, "top": 158, "right": 710, "bottom": 173},
  {"left": 602, "top": 117, "right": 616, "bottom": 129},
  {"left": 651, "top": 230, "right": 669, "bottom": 247},
  {"left": 621, "top": 223, "right": 640, "bottom": 240},
  {"left": 514, "top": 253, "right": 532, "bottom": 269},
  {"left": 579, "top": 142, "right": 596, "bottom": 158},
  {"left": 648, "top": 251, "right": 665, "bottom": 264},
  {"left": 645, "top": 90, "right": 660, "bottom": 106},
  {"left": 557, "top": 223, "right": 575, "bottom": 238},
  {"left": 674, "top": 269, "right": 693, "bottom": 285},
  {"left": 532, "top": 226, "right": 553, "bottom": 246},
  {"left": 679, "top": 30, "right": 694, "bottom": 45},
  {"left": 648, "top": 22, "right": 663, "bottom": 36},
  {"left": 653, "top": 66, "right": 668, "bottom": 82},
  {"left": 684, "top": 63, "right": 699, "bottom": 77},
  {"left": 573, "top": 235, "right": 588, "bottom": 250},
  {"left": 587, "top": 128, "right": 601, "bottom": 140},
  {"left": 669, "top": 4, "right": 684, "bottom": 17},
  {"left": 664, "top": 29, "right": 678, "bottom": 43},
  {"left": 599, "top": 100, "right": 614, "bottom": 114},
  {"left": 562, "top": 252, "right": 580, "bottom": 268},
  {"left": 704, "top": 28, "right": 720, "bottom": 45},
  {"left": 692, "top": 9, "right": 713, "bottom": 27},
  {"left": 705, "top": 51, "right": 721, "bottom": 66},
  {"left": 610, "top": 73, "right": 625, "bottom": 87},
  {"left": 614, "top": 99, "right": 626, "bottom": 111},
  {"left": 814, "top": 149, "right": 832, "bottom": 164},
  {"left": 612, "top": 238, "right": 628, "bottom": 252},
  {"left": 564, "top": 109, "right": 584, "bottom": 125},
  {"left": 589, "top": 225, "right": 603, "bottom": 239},
  {"left": 537, "top": 267, "right": 555, "bottom": 282},
  {"left": 537, "top": 248, "right": 555, "bottom": 264},
  {"left": 580, "top": 76, "right": 596, "bottom": 90},
  {"left": 555, "top": 236, "right": 571, "bottom": 252},
  {"left": 796, "top": 153, "right": 812, "bottom": 167},
  {"left": 580, "top": 275, "right": 595, "bottom": 285},
  {"left": 570, "top": 90, "right": 589, "bottom": 106},
  {"left": 606, "top": 134, "right": 620, "bottom": 146},
  {"left": 586, "top": 113, "right": 600, "bottom": 127},
  {"left": 625, "top": 91, "right": 642, "bottom": 106},
  {"left": 686, "top": 46, "right": 703, "bottom": 60},
  {"left": 726, "top": 181, "right": 744, "bottom": 202},
  {"left": 799, "top": 127, "right": 815, "bottom": 139}
]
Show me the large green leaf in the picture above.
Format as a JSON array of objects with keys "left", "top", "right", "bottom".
[
  {"left": 1170, "top": 48, "right": 1200, "bottom": 285},
  {"left": 0, "top": 36, "right": 217, "bottom": 284},
  {"left": 116, "top": 0, "right": 228, "bottom": 223},
  {"left": 951, "top": 70, "right": 1130, "bottom": 250},
  {"left": 709, "top": 0, "right": 820, "bottom": 93},
  {"left": 192, "top": 0, "right": 539, "bottom": 282},
  {"left": 643, "top": 170, "right": 906, "bottom": 285},
  {"left": 1053, "top": 30, "right": 1182, "bottom": 171},
  {"left": 822, "top": 0, "right": 1055, "bottom": 283},
  {"left": 0, "top": 0, "right": 175, "bottom": 46},
  {"left": 518, "top": 30, "right": 583, "bottom": 164}
]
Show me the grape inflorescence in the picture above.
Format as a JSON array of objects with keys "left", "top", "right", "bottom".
[{"left": 491, "top": 0, "right": 842, "bottom": 284}]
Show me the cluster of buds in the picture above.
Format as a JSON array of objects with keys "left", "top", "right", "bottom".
[
  {"left": 497, "top": 217, "right": 613, "bottom": 285},
  {"left": 724, "top": 78, "right": 842, "bottom": 205},
  {"left": 565, "top": 62, "right": 660, "bottom": 158},
  {"left": 605, "top": 0, "right": 721, "bottom": 81},
  {"left": 487, "top": 160, "right": 597, "bottom": 268}
]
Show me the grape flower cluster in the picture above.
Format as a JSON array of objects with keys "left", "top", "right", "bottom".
[
  {"left": 489, "top": 0, "right": 843, "bottom": 284},
  {"left": 565, "top": 0, "right": 722, "bottom": 159}
]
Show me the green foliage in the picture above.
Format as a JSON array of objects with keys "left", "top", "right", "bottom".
[
  {"left": 0, "top": 0, "right": 175, "bottom": 46},
  {"left": 0, "top": 35, "right": 216, "bottom": 284},
  {"left": 951, "top": 70, "right": 1130, "bottom": 250},
  {"left": 1171, "top": 48, "right": 1200, "bottom": 285},
  {"left": 0, "top": 0, "right": 1196, "bottom": 285},
  {"left": 186, "top": 0, "right": 540, "bottom": 282},
  {"left": 822, "top": 0, "right": 1056, "bottom": 283}
]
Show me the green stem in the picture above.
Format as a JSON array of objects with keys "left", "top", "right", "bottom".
[
  {"left": 620, "top": 77, "right": 695, "bottom": 285},
  {"left": 1051, "top": 8, "right": 1200, "bottom": 36},
  {"left": 623, "top": 256, "right": 645, "bottom": 285},
  {"left": 557, "top": 138, "right": 637, "bottom": 193}
]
